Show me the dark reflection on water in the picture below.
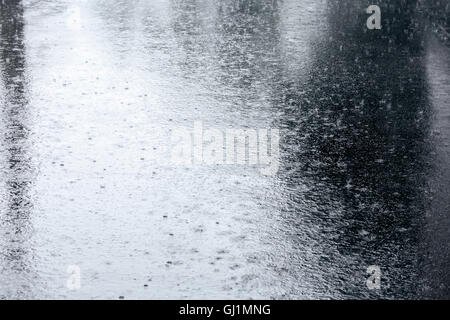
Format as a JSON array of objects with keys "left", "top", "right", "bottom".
[
  {"left": 212, "top": 0, "right": 282, "bottom": 101},
  {"left": 0, "top": 0, "right": 36, "bottom": 298},
  {"left": 276, "top": 0, "right": 433, "bottom": 298}
]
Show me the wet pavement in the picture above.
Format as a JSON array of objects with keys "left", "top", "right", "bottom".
[{"left": 0, "top": 0, "right": 449, "bottom": 299}]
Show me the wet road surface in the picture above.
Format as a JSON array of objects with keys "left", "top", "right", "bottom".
[{"left": 0, "top": 0, "right": 449, "bottom": 299}]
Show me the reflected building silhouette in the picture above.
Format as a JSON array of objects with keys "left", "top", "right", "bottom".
[
  {"left": 92, "top": 0, "right": 140, "bottom": 61},
  {"left": 0, "top": 0, "right": 37, "bottom": 298},
  {"left": 213, "top": 0, "right": 281, "bottom": 95},
  {"left": 168, "top": 0, "right": 282, "bottom": 100},
  {"left": 168, "top": 0, "right": 212, "bottom": 76},
  {"left": 276, "top": 0, "right": 434, "bottom": 298}
]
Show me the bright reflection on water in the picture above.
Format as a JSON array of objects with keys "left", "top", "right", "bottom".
[{"left": 0, "top": 0, "right": 449, "bottom": 299}]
